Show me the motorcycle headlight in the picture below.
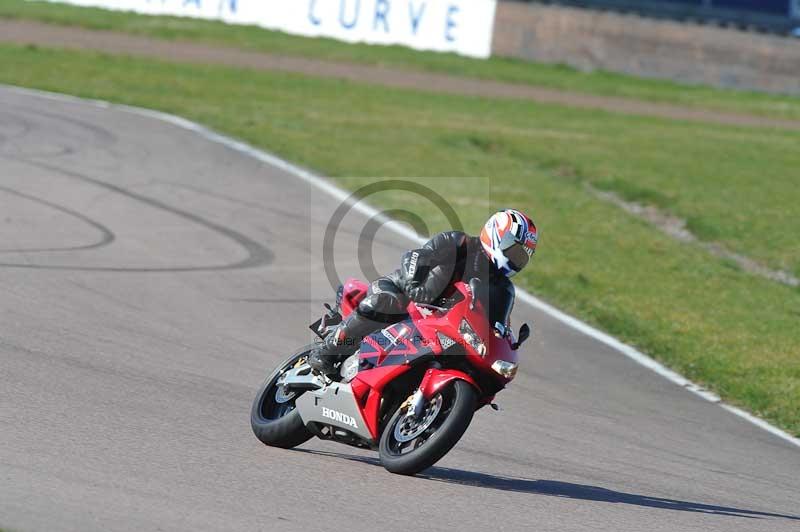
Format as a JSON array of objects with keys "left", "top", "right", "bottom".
[
  {"left": 491, "top": 360, "right": 518, "bottom": 380},
  {"left": 459, "top": 319, "right": 486, "bottom": 357}
]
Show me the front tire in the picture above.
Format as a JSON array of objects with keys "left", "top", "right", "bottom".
[
  {"left": 379, "top": 380, "right": 477, "bottom": 475},
  {"left": 250, "top": 346, "right": 314, "bottom": 449}
]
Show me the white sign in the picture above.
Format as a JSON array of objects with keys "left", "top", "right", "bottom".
[{"left": 40, "top": 0, "right": 497, "bottom": 58}]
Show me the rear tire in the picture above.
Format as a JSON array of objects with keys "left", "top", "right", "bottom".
[
  {"left": 250, "top": 347, "right": 314, "bottom": 449},
  {"left": 379, "top": 380, "right": 477, "bottom": 475}
]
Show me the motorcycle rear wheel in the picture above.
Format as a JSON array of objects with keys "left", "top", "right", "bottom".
[
  {"left": 250, "top": 346, "right": 314, "bottom": 449},
  {"left": 379, "top": 379, "right": 477, "bottom": 475}
]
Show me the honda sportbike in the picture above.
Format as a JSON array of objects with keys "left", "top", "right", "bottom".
[{"left": 250, "top": 278, "right": 530, "bottom": 475}]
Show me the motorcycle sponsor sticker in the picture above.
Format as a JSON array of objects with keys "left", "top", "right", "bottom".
[
  {"left": 381, "top": 324, "right": 408, "bottom": 345},
  {"left": 407, "top": 251, "right": 420, "bottom": 277},
  {"left": 321, "top": 407, "right": 359, "bottom": 429},
  {"left": 382, "top": 328, "right": 399, "bottom": 344}
]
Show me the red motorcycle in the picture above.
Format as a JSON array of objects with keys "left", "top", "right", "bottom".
[{"left": 250, "top": 277, "right": 530, "bottom": 475}]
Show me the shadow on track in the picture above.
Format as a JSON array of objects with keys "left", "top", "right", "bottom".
[{"left": 293, "top": 449, "right": 800, "bottom": 521}]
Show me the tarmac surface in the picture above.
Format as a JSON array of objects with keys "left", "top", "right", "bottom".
[{"left": 1, "top": 87, "right": 799, "bottom": 532}]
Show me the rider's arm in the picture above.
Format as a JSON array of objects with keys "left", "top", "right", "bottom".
[
  {"left": 487, "top": 278, "right": 515, "bottom": 334},
  {"left": 399, "top": 232, "right": 464, "bottom": 304}
]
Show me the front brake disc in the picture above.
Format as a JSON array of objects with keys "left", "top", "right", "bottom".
[{"left": 393, "top": 394, "right": 443, "bottom": 443}]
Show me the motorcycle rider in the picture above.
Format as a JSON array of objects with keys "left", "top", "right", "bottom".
[{"left": 308, "top": 209, "right": 539, "bottom": 376}]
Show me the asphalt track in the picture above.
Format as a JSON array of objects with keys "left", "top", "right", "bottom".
[{"left": 1, "top": 86, "right": 799, "bottom": 532}]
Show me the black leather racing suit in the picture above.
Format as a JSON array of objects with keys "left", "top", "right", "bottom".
[{"left": 309, "top": 231, "right": 516, "bottom": 371}]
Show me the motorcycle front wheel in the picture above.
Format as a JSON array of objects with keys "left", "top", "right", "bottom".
[
  {"left": 250, "top": 346, "right": 314, "bottom": 449},
  {"left": 379, "top": 379, "right": 477, "bottom": 475}
]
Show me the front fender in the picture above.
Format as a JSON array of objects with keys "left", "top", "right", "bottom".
[{"left": 418, "top": 368, "right": 480, "bottom": 399}]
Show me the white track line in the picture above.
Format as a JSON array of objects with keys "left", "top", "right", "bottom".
[{"left": 6, "top": 84, "right": 798, "bottom": 450}]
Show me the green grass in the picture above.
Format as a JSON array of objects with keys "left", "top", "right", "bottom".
[
  {"left": 2, "top": 0, "right": 800, "bottom": 121},
  {"left": 1, "top": 44, "right": 799, "bottom": 438}
]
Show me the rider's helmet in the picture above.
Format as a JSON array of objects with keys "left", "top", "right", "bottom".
[{"left": 479, "top": 209, "right": 538, "bottom": 277}]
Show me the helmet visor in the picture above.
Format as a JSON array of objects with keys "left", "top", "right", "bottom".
[{"left": 505, "top": 242, "right": 532, "bottom": 272}]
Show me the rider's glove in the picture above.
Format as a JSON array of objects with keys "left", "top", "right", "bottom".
[{"left": 406, "top": 281, "right": 434, "bottom": 304}]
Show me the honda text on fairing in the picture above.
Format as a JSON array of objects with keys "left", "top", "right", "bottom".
[{"left": 250, "top": 277, "right": 531, "bottom": 475}]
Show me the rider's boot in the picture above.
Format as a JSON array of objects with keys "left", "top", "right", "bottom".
[{"left": 308, "top": 312, "right": 384, "bottom": 376}]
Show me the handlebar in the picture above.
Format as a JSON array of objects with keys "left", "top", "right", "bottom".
[{"left": 414, "top": 302, "right": 449, "bottom": 312}]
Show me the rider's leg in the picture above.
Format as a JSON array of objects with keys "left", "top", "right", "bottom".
[{"left": 309, "top": 273, "right": 408, "bottom": 375}]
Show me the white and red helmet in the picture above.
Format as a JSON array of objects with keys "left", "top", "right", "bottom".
[{"left": 479, "top": 209, "right": 538, "bottom": 277}]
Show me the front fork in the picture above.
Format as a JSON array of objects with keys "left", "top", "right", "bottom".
[{"left": 405, "top": 389, "right": 426, "bottom": 419}]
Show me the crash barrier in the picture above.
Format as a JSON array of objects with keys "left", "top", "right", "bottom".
[
  {"left": 522, "top": 1, "right": 800, "bottom": 34},
  {"left": 492, "top": 1, "right": 800, "bottom": 94},
  {"left": 38, "top": 0, "right": 498, "bottom": 58}
]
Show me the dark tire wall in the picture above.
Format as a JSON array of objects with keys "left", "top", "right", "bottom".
[
  {"left": 250, "top": 347, "right": 315, "bottom": 449},
  {"left": 379, "top": 379, "right": 478, "bottom": 475}
]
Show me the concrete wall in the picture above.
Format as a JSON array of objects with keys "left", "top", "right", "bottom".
[{"left": 492, "top": 1, "right": 800, "bottom": 94}]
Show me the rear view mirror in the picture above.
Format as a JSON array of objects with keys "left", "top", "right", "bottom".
[
  {"left": 468, "top": 277, "right": 482, "bottom": 310},
  {"left": 512, "top": 323, "right": 531, "bottom": 350}
]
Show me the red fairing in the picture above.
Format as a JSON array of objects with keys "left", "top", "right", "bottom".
[
  {"left": 341, "top": 280, "right": 521, "bottom": 442},
  {"left": 486, "top": 330, "right": 519, "bottom": 374},
  {"left": 456, "top": 283, "right": 519, "bottom": 386},
  {"left": 419, "top": 368, "right": 480, "bottom": 399},
  {"left": 353, "top": 365, "right": 412, "bottom": 439},
  {"left": 362, "top": 390, "right": 383, "bottom": 440},
  {"left": 340, "top": 278, "right": 368, "bottom": 317}
]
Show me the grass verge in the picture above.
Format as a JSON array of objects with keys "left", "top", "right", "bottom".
[
  {"left": 1, "top": 44, "right": 798, "bottom": 437},
  {"left": 1, "top": 0, "right": 800, "bottom": 120}
]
